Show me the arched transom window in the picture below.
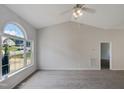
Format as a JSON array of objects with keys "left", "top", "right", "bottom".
[{"left": 4, "top": 23, "right": 25, "bottom": 38}]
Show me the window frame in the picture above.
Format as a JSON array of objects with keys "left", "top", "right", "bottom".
[{"left": 0, "top": 22, "right": 34, "bottom": 80}]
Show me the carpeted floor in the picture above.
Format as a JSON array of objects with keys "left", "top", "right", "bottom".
[{"left": 15, "top": 70, "right": 124, "bottom": 89}]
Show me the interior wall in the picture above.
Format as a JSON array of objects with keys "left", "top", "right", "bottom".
[
  {"left": 38, "top": 22, "right": 109, "bottom": 70},
  {"left": 101, "top": 43, "right": 110, "bottom": 60},
  {"left": 38, "top": 21, "right": 124, "bottom": 70},
  {"left": 110, "top": 28, "right": 124, "bottom": 70},
  {"left": 0, "top": 5, "right": 37, "bottom": 89}
]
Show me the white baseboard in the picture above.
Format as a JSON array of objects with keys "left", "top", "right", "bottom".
[
  {"left": 39, "top": 68, "right": 100, "bottom": 70},
  {"left": 110, "top": 69, "right": 124, "bottom": 70}
]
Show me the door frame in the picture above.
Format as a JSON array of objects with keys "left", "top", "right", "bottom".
[{"left": 99, "top": 41, "right": 112, "bottom": 70}]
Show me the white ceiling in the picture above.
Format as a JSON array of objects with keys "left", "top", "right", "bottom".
[{"left": 5, "top": 4, "right": 124, "bottom": 29}]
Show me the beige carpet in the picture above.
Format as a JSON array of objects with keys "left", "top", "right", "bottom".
[{"left": 15, "top": 70, "right": 124, "bottom": 89}]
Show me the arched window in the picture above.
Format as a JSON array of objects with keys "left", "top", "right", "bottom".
[
  {"left": 0, "top": 23, "right": 32, "bottom": 78},
  {"left": 4, "top": 23, "right": 25, "bottom": 38}
]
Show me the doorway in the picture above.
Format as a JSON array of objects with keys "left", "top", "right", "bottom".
[{"left": 100, "top": 42, "right": 111, "bottom": 70}]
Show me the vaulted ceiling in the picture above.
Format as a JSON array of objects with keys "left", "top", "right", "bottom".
[{"left": 5, "top": 4, "right": 124, "bottom": 29}]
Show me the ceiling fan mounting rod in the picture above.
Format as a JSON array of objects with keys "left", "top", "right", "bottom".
[{"left": 76, "top": 4, "right": 85, "bottom": 8}]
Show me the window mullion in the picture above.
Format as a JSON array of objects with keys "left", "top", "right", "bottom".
[
  {"left": 0, "top": 36, "right": 2, "bottom": 79},
  {"left": 24, "top": 40, "right": 27, "bottom": 66}
]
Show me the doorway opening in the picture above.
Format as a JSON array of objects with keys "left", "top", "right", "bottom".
[{"left": 100, "top": 42, "right": 111, "bottom": 70}]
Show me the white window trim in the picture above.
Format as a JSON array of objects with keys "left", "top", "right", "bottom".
[{"left": 0, "top": 63, "right": 34, "bottom": 82}]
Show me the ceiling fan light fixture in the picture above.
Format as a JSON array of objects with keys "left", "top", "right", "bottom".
[
  {"left": 73, "top": 12, "right": 78, "bottom": 18},
  {"left": 73, "top": 8, "right": 83, "bottom": 19},
  {"left": 77, "top": 9, "right": 82, "bottom": 15}
]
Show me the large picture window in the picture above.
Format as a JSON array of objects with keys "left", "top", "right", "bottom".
[{"left": 0, "top": 23, "right": 33, "bottom": 78}]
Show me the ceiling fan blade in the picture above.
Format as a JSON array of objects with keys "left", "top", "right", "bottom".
[{"left": 83, "top": 7, "right": 96, "bottom": 13}]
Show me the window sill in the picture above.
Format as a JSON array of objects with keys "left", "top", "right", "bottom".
[{"left": 0, "top": 64, "right": 34, "bottom": 82}]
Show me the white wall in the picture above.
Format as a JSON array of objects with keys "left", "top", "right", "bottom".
[
  {"left": 38, "top": 21, "right": 124, "bottom": 70},
  {"left": 101, "top": 43, "right": 110, "bottom": 60},
  {"left": 38, "top": 22, "right": 109, "bottom": 70},
  {"left": 0, "top": 5, "right": 37, "bottom": 89}
]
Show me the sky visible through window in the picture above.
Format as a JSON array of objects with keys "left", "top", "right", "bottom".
[{"left": 4, "top": 24, "right": 24, "bottom": 38}]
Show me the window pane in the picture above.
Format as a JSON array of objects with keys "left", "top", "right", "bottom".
[
  {"left": 26, "top": 41, "right": 32, "bottom": 65},
  {"left": 1, "top": 36, "right": 25, "bottom": 74},
  {"left": 4, "top": 24, "right": 24, "bottom": 38}
]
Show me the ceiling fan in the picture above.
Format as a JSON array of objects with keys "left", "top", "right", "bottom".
[{"left": 62, "top": 4, "right": 96, "bottom": 19}]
